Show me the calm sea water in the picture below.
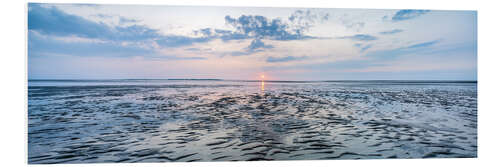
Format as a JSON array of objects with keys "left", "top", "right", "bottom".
[{"left": 27, "top": 80, "right": 477, "bottom": 164}]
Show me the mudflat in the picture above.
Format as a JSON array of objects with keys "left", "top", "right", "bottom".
[{"left": 27, "top": 80, "right": 477, "bottom": 163}]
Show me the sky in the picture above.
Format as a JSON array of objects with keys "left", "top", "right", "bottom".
[{"left": 27, "top": 3, "right": 477, "bottom": 80}]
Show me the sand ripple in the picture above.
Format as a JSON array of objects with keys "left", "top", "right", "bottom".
[{"left": 28, "top": 82, "right": 477, "bottom": 163}]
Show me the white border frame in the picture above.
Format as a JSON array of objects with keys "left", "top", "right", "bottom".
[{"left": 2, "top": 0, "right": 497, "bottom": 167}]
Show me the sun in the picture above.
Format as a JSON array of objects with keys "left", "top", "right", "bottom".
[{"left": 260, "top": 74, "right": 266, "bottom": 80}]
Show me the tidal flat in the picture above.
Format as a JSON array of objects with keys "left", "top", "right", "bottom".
[{"left": 27, "top": 80, "right": 477, "bottom": 164}]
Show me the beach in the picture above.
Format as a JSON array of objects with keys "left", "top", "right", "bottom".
[{"left": 27, "top": 80, "right": 477, "bottom": 163}]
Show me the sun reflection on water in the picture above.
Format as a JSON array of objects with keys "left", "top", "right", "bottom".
[{"left": 261, "top": 80, "right": 265, "bottom": 91}]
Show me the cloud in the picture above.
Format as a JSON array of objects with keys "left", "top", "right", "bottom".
[
  {"left": 392, "top": 10, "right": 430, "bottom": 21},
  {"left": 379, "top": 29, "right": 404, "bottom": 35},
  {"left": 338, "top": 34, "right": 378, "bottom": 41},
  {"left": 224, "top": 39, "right": 274, "bottom": 57},
  {"left": 338, "top": 13, "right": 365, "bottom": 32},
  {"left": 70, "top": 3, "right": 100, "bottom": 8},
  {"left": 28, "top": 30, "right": 209, "bottom": 61},
  {"left": 28, "top": 4, "right": 223, "bottom": 49},
  {"left": 248, "top": 38, "right": 273, "bottom": 51},
  {"left": 406, "top": 40, "right": 440, "bottom": 49},
  {"left": 29, "top": 4, "right": 339, "bottom": 63},
  {"left": 266, "top": 56, "right": 307, "bottom": 63},
  {"left": 364, "top": 39, "right": 442, "bottom": 62},
  {"left": 152, "top": 56, "right": 207, "bottom": 60},
  {"left": 224, "top": 14, "right": 317, "bottom": 41},
  {"left": 28, "top": 3, "right": 113, "bottom": 39},
  {"left": 344, "top": 22, "right": 365, "bottom": 32},
  {"left": 93, "top": 13, "right": 113, "bottom": 19},
  {"left": 185, "top": 48, "right": 200, "bottom": 51},
  {"left": 228, "top": 51, "right": 250, "bottom": 57},
  {"left": 119, "top": 16, "right": 140, "bottom": 24},
  {"left": 28, "top": 30, "right": 155, "bottom": 58},
  {"left": 354, "top": 43, "right": 372, "bottom": 52},
  {"left": 155, "top": 35, "right": 213, "bottom": 48},
  {"left": 193, "top": 28, "right": 249, "bottom": 41},
  {"left": 222, "top": 11, "right": 329, "bottom": 55},
  {"left": 288, "top": 10, "right": 329, "bottom": 34},
  {"left": 28, "top": 5, "right": 149, "bottom": 41},
  {"left": 194, "top": 28, "right": 213, "bottom": 36},
  {"left": 361, "top": 45, "right": 372, "bottom": 52},
  {"left": 28, "top": 4, "right": 329, "bottom": 59}
]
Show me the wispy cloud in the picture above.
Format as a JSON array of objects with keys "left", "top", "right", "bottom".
[
  {"left": 184, "top": 48, "right": 201, "bottom": 52},
  {"left": 29, "top": 30, "right": 208, "bottom": 61},
  {"left": 338, "top": 34, "right": 378, "bottom": 41},
  {"left": 379, "top": 29, "right": 404, "bottom": 35},
  {"left": 93, "top": 13, "right": 113, "bottom": 19},
  {"left": 288, "top": 10, "right": 329, "bottom": 34},
  {"left": 363, "top": 39, "right": 442, "bottom": 62},
  {"left": 224, "top": 39, "right": 274, "bottom": 57},
  {"left": 28, "top": 30, "right": 156, "bottom": 58},
  {"left": 266, "top": 56, "right": 307, "bottom": 63},
  {"left": 192, "top": 28, "right": 249, "bottom": 42},
  {"left": 391, "top": 10, "right": 430, "bottom": 22},
  {"left": 406, "top": 40, "right": 440, "bottom": 49},
  {"left": 344, "top": 22, "right": 365, "bottom": 32},
  {"left": 354, "top": 43, "right": 372, "bottom": 52},
  {"left": 119, "top": 16, "right": 140, "bottom": 25}
]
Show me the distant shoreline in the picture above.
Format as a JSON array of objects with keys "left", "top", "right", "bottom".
[{"left": 27, "top": 79, "right": 477, "bottom": 83}]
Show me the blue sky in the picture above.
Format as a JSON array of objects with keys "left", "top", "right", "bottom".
[{"left": 27, "top": 3, "right": 477, "bottom": 80}]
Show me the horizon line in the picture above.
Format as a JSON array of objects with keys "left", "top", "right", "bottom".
[{"left": 27, "top": 78, "right": 478, "bottom": 82}]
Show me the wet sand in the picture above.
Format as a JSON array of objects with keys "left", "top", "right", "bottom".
[{"left": 27, "top": 80, "right": 477, "bottom": 164}]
